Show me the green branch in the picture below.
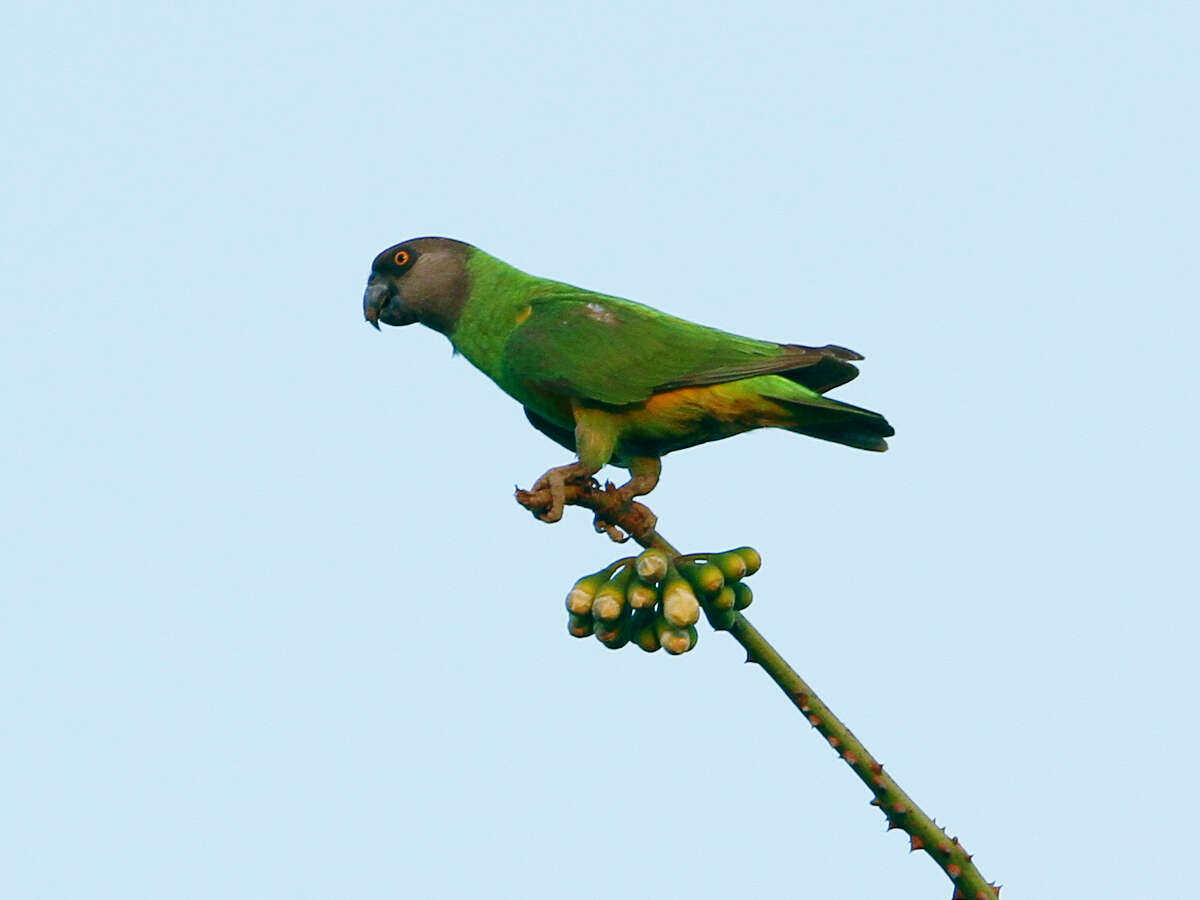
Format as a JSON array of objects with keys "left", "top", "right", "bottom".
[{"left": 516, "top": 481, "right": 1001, "bottom": 900}]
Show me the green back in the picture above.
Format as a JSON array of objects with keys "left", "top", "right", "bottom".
[
  {"left": 500, "top": 291, "right": 859, "bottom": 406},
  {"left": 450, "top": 250, "right": 861, "bottom": 410}
]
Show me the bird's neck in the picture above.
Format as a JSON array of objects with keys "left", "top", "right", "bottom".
[{"left": 449, "top": 252, "right": 548, "bottom": 380}]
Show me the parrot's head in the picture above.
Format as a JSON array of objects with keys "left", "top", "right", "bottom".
[{"left": 363, "top": 237, "right": 472, "bottom": 335}]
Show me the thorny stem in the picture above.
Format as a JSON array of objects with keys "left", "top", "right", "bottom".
[{"left": 516, "top": 481, "right": 1000, "bottom": 900}]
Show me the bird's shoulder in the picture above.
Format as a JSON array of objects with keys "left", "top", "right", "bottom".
[{"left": 521, "top": 287, "right": 756, "bottom": 348}]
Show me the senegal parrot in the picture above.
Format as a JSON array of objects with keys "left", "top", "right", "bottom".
[{"left": 363, "top": 237, "right": 893, "bottom": 525}]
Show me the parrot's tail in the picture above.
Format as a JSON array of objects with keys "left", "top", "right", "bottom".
[
  {"left": 760, "top": 378, "right": 894, "bottom": 451},
  {"left": 787, "top": 416, "right": 893, "bottom": 451}
]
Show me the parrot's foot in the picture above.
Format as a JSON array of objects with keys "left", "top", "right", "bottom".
[
  {"left": 591, "top": 481, "right": 659, "bottom": 544},
  {"left": 513, "top": 456, "right": 660, "bottom": 543},
  {"left": 588, "top": 457, "right": 661, "bottom": 541},
  {"left": 514, "top": 474, "right": 660, "bottom": 545},
  {"left": 524, "top": 462, "right": 599, "bottom": 523},
  {"left": 593, "top": 516, "right": 630, "bottom": 543}
]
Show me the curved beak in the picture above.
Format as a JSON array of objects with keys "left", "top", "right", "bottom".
[
  {"left": 363, "top": 277, "right": 389, "bottom": 330},
  {"left": 363, "top": 274, "right": 421, "bottom": 329}
]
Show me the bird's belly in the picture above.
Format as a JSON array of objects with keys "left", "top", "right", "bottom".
[{"left": 614, "top": 383, "right": 792, "bottom": 459}]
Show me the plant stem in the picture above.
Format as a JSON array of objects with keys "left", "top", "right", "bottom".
[
  {"left": 648, "top": 528, "right": 999, "bottom": 900},
  {"left": 515, "top": 483, "right": 1000, "bottom": 899}
]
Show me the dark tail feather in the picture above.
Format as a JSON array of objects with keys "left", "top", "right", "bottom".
[
  {"left": 789, "top": 421, "right": 891, "bottom": 451},
  {"left": 780, "top": 396, "right": 894, "bottom": 452}
]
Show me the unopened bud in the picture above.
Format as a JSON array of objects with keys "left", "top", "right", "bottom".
[
  {"left": 680, "top": 561, "right": 724, "bottom": 597},
  {"left": 733, "top": 546, "right": 762, "bottom": 576},
  {"left": 655, "top": 616, "right": 695, "bottom": 655},
  {"left": 732, "top": 582, "right": 753, "bottom": 610},
  {"left": 627, "top": 577, "right": 659, "bottom": 610},
  {"left": 630, "top": 608, "right": 660, "bottom": 652},
  {"left": 565, "top": 568, "right": 612, "bottom": 616},
  {"left": 711, "top": 585, "right": 736, "bottom": 610},
  {"left": 597, "top": 611, "right": 632, "bottom": 649},
  {"left": 593, "top": 566, "right": 634, "bottom": 622},
  {"left": 711, "top": 550, "right": 748, "bottom": 582},
  {"left": 634, "top": 548, "right": 671, "bottom": 584},
  {"left": 567, "top": 613, "right": 594, "bottom": 638},
  {"left": 661, "top": 575, "right": 700, "bottom": 627}
]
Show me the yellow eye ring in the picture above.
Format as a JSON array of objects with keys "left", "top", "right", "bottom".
[{"left": 393, "top": 250, "right": 411, "bottom": 266}]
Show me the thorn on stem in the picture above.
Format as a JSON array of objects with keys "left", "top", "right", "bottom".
[{"left": 910, "top": 834, "right": 924, "bottom": 852}]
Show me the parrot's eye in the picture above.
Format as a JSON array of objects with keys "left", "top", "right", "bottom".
[{"left": 393, "top": 250, "right": 412, "bottom": 267}]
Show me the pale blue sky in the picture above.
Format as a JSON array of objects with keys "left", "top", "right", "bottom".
[{"left": 3, "top": 2, "right": 1196, "bottom": 898}]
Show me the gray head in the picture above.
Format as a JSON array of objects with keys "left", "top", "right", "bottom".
[{"left": 362, "top": 237, "right": 473, "bottom": 335}]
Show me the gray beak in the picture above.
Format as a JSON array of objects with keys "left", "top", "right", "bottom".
[{"left": 363, "top": 277, "right": 389, "bottom": 330}]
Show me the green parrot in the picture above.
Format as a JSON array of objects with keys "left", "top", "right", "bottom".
[{"left": 363, "top": 237, "right": 893, "bottom": 524}]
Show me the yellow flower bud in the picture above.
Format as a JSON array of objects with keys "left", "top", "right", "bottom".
[
  {"left": 634, "top": 548, "right": 671, "bottom": 584},
  {"left": 593, "top": 566, "right": 635, "bottom": 622},
  {"left": 661, "top": 574, "right": 700, "bottom": 628},
  {"left": 564, "top": 568, "right": 611, "bottom": 616},
  {"left": 627, "top": 577, "right": 659, "bottom": 610},
  {"left": 679, "top": 561, "right": 724, "bottom": 597},
  {"left": 711, "top": 550, "right": 748, "bottom": 582},
  {"left": 733, "top": 546, "right": 762, "bottom": 576}
]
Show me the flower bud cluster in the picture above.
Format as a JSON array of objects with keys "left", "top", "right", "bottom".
[{"left": 564, "top": 547, "right": 761, "bottom": 654}]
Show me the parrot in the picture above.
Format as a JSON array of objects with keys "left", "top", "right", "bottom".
[{"left": 363, "top": 237, "right": 893, "bottom": 526}]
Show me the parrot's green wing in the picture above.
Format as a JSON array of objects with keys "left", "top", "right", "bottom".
[{"left": 501, "top": 294, "right": 862, "bottom": 406}]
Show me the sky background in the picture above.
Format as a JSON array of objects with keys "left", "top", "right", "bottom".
[{"left": 3, "top": 2, "right": 1196, "bottom": 898}]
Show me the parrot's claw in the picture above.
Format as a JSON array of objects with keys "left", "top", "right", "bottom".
[
  {"left": 593, "top": 516, "right": 631, "bottom": 543},
  {"left": 513, "top": 465, "right": 659, "bottom": 544},
  {"left": 531, "top": 472, "right": 567, "bottom": 523},
  {"left": 591, "top": 482, "right": 658, "bottom": 544},
  {"left": 524, "top": 462, "right": 600, "bottom": 523}
]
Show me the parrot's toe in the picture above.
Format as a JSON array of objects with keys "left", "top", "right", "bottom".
[
  {"left": 537, "top": 499, "right": 565, "bottom": 523},
  {"left": 592, "top": 481, "right": 659, "bottom": 544},
  {"left": 531, "top": 470, "right": 568, "bottom": 522},
  {"left": 592, "top": 516, "right": 631, "bottom": 543},
  {"left": 520, "top": 460, "right": 601, "bottom": 524}
]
